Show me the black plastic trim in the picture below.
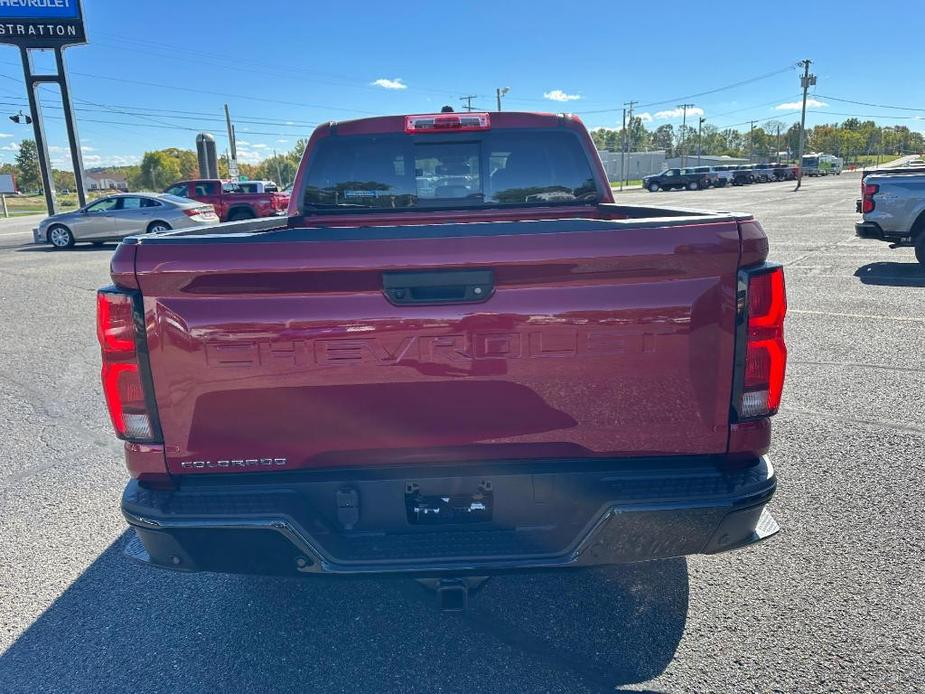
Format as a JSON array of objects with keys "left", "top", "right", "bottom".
[
  {"left": 120, "top": 212, "right": 746, "bottom": 247},
  {"left": 122, "top": 454, "right": 777, "bottom": 576}
]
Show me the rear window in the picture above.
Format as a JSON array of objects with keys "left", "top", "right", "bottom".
[
  {"left": 302, "top": 129, "right": 600, "bottom": 211},
  {"left": 160, "top": 194, "right": 193, "bottom": 205}
]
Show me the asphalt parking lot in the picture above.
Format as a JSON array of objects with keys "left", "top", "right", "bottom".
[{"left": 0, "top": 174, "right": 923, "bottom": 693}]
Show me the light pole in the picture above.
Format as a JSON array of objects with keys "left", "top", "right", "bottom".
[
  {"left": 678, "top": 103, "right": 694, "bottom": 167},
  {"left": 795, "top": 58, "right": 815, "bottom": 189},
  {"left": 496, "top": 87, "right": 510, "bottom": 112},
  {"left": 697, "top": 116, "right": 705, "bottom": 166}
]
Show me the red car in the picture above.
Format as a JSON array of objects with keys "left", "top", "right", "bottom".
[
  {"left": 99, "top": 111, "right": 786, "bottom": 607},
  {"left": 164, "top": 178, "right": 289, "bottom": 222}
]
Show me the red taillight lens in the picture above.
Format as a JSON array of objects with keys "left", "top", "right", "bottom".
[
  {"left": 97, "top": 292, "right": 135, "bottom": 352},
  {"left": 862, "top": 183, "right": 878, "bottom": 213},
  {"left": 184, "top": 205, "right": 216, "bottom": 218},
  {"left": 740, "top": 267, "right": 787, "bottom": 418},
  {"left": 97, "top": 290, "right": 155, "bottom": 441},
  {"left": 404, "top": 113, "right": 491, "bottom": 133}
]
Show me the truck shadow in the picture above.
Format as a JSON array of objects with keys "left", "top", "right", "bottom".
[
  {"left": 16, "top": 243, "right": 117, "bottom": 253},
  {"left": 855, "top": 261, "right": 925, "bottom": 287},
  {"left": 0, "top": 533, "right": 687, "bottom": 694}
]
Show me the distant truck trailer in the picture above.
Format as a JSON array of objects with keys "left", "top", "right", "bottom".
[{"left": 801, "top": 153, "right": 843, "bottom": 176}]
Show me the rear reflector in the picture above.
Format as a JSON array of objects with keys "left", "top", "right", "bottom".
[
  {"left": 740, "top": 266, "right": 787, "bottom": 418},
  {"left": 97, "top": 288, "right": 157, "bottom": 442},
  {"left": 405, "top": 113, "right": 491, "bottom": 133}
]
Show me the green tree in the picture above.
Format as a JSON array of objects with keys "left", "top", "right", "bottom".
[
  {"left": 137, "top": 150, "right": 182, "bottom": 191},
  {"left": 15, "top": 139, "right": 41, "bottom": 193},
  {"left": 52, "top": 169, "right": 76, "bottom": 193},
  {"left": 651, "top": 124, "right": 675, "bottom": 155}
]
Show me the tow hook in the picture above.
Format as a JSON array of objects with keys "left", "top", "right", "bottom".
[{"left": 415, "top": 576, "right": 490, "bottom": 612}]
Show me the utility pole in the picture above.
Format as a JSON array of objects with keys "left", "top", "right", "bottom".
[
  {"left": 619, "top": 108, "right": 627, "bottom": 191},
  {"left": 748, "top": 121, "right": 756, "bottom": 163},
  {"left": 272, "top": 149, "right": 284, "bottom": 187},
  {"left": 697, "top": 116, "right": 705, "bottom": 166},
  {"left": 795, "top": 58, "right": 815, "bottom": 190},
  {"left": 460, "top": 95, "right": 477, "bottom": 112},
  {"left": 776, "top": 124, "right": 781, "bottom": 163},
  {"left": 224, "top": 104, "right": 239, "bottom": 182},
  {"left": 623, "top": 100, "right": 637, "bottom": 186},
  {"left": 678, "top": 103, "right": 694, "bottom": 167},
  {"left": 496, "top": 87, "right": 510, "bottom": 112}
]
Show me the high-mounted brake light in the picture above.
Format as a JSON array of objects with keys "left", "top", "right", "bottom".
[
  {"left": 404, "top": 113, "right": 491, "bottom": 133},
  {"left": 739, "top": 266, "right": 787, "bottom": 419},
  {"left": 96, "top": 289, "right": 157, "bottom": 442}
]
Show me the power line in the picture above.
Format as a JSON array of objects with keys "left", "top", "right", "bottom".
[
  {"left": 575, "top": 64, "right": 799, "bottom": 115},
  {"left": 814, "top": 94, "right": 925, "bottom": 113},
  {"left": 4, "top": 92, "right": 316, "bottom": 130},
  {"left": 806, "top": 109, "right": 925, "bottom": 121},
  {"left": 0, "top": 59, "right": 380, "bottom": 117},
  {"left": 92, "top": 33, "right": 464, "bottom": 98}
]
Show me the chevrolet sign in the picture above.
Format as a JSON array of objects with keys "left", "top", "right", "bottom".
[{"left": 0, "top": 0, "right": 86, "bottom": 48}]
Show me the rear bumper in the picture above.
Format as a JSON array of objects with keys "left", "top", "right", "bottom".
[
  {"left": 855, "top": 221, "right": 911, "bottom": 244},
  {"left": 122, "top": 456, "right": 778, "bottom": 577}
]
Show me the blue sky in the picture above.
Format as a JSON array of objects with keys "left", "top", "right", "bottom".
[{"left": 0, "top": 0, "right": 922, "bottom": 170}]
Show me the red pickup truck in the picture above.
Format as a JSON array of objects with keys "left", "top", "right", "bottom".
[
  {"left": 99, "top": 111, "right": 786, "bottom": 605},
  {"left": 164, "top": 178, "right": 289, "bottom": 222}
]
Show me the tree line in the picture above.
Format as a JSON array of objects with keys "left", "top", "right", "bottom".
[
  {"left": 590, "top": 117, "right": 925, "bottom": 163},
  {"left": 0, "top": 138, "right": 308, "bottom": 194}
]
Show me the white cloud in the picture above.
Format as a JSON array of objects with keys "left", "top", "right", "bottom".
[
  {"left": 59, "top": 153, "right": 140, "bottom": 169},
  {"left": 775, "top": 98, "right": 827, "bottom": 110},
  {"left": 654, "top": 106, "right": 705, "bottom": 119},
  {"left": 637, "top": 112, "right": 653, "bottom": 122},
  {"left": 252, "top": 143, "right": 268, "bottom": 149},
  {"left": 276, "top": 139, "right": 289, "bottom": 143},
  {"left": 81, "top": 145, "right": 95, "bottom": 152},
  {"left": 0, "top": 133, "right": 13, "bottom": 138},
  {"left": 48, "top": 145, "right": 66, "bottom": 153},
  {"left": 372, "top": 78, "right": 407, "bottom": 90},
  {"left": 237, "top": 140, "right": 251, "bottom": 146},
  {"left": 544, "top": 89, "right": 581, "bottom": 102}
]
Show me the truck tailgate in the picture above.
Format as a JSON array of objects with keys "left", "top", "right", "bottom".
[{"left": 133, "top": 218, "right": 741, "bottom": 475}]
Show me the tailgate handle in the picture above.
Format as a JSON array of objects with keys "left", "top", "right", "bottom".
[{"left": 383, "top": 269, "right": 494, "bottom": 305}]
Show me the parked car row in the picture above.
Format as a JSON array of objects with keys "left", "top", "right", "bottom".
[
  {"left": 33, "top": 177, "right": 290, "bottom": 249},
  {"left": 643, "top": 163, "right": 799, "bottom": 192}
]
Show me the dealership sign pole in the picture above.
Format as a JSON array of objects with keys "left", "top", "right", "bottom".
[{"left": 0, "top": 0, "right": 88, "bottom": 214}]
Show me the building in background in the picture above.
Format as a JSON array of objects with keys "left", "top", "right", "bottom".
[
  {"left": 597, "top": 150, "right": 667, "bottom": 182},
  {"left": 665, "top": 154, "right": 749, "bottom": 168},
  {"left": 85, "top": 171, "right": 129, "bottom": 191}
]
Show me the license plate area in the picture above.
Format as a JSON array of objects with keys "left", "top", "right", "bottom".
[{"left": 405, "top": 480, "right": 493, "bottom": 525}]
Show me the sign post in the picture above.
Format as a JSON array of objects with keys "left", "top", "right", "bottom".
[{"left": 0, "top": 0, "right": 88, "bottom": 215}]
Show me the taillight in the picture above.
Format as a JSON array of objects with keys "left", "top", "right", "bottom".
[
  {"left": 96, "top": 289, "right": 158, "bottom": 442},
  {"left": 184, "top": 205, "right": 215, "bottom": 218},
  {"left": 404, "top": 113, "right": 491, "bottom": 133},
  {"left": 862, "top": 183, "right": 878, "bottom": 213},
  {"left": 738, "top": 266, "right": 787, "bottom": 419}
]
